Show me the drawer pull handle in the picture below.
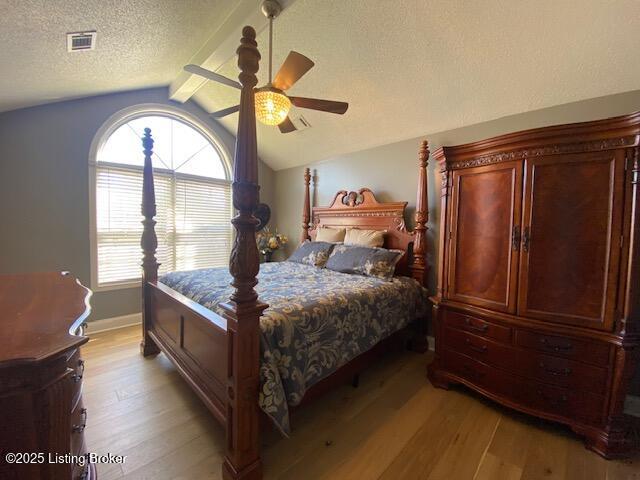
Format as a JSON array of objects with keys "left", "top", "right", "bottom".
[
  {"left": 464, "top": 317, "right": 488, "bottom": 333},
  {"left": 75, "top": 322, "right": 88, "bottom": 336},
  {"left": 539, "top": 338, "right": 573, "bottom": 352},
  {"left": 537, "top": 390, "right": 568, "bottom": 406},
  {"left": 72, "top": 359, "right": 85, "bottom": 383},
  {"left": 73, "top": 408, "right": 87, "bottom": 433},
  {"left": 539, "top": 362, "right": 572, "bottom": 376},
  {"left": 522, "top": 227, "right": 531, "bottom": 252},
  {"left": 465, "top": 338, "right": 488, "bottom": 353},
  {"left": 512, "top": 225, "right": 521, "bottom": 251}
]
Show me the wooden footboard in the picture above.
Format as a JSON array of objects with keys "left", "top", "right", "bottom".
[{"left": 145, "top": 282, "right": 228, "bottom": 425}]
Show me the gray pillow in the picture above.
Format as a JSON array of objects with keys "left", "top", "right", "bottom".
[
  {"left": 287, "top": 241, "right": 336, "bottom": 267},
  {"left": 325, "top": 244, "right": 404, "bottom": 280}
]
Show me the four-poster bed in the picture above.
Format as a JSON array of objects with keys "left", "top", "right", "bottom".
[{"left": 139, "top": 26, "right": 430, "bottom": 480}]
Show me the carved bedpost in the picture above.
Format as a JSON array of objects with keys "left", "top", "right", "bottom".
[
  {"left": 219, "top": 26, "right": 267, "bottom": 480},
  {"left": 410, "top": 140, "right": 430, "bottom": 286},
  {"left": 407, "top": 140, "right": 430, "bottom": 353},
  {"left": 301, "top": 167, "right": 311, "bottom": 243},
  {"left": 140, "top": 128, "right": 160, "bottom": 356}
]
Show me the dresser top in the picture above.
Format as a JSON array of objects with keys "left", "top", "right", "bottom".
[{"left": 0, "top": 272, "right": 91, "bottom": 366}]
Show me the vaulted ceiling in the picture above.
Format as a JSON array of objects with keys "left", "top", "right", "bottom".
[
  {"left": 3, "top": 0, "right": 640, "bottom": 171},
  {"left": 0, "top": 0, "right": 236, "bottom": 112}
]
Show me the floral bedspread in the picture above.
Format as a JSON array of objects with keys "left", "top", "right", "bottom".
[{"left": 160, "top": 261, "right": 429, "bottom": 434}]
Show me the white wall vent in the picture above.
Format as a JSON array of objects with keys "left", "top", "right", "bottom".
[
  {"left": 67, "top": 31, "right": 97, "bottom": 52},
  {"left": 290, "top": 114, "right": 311, "bottom": 131}
]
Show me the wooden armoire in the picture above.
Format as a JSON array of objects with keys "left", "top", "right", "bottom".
[{"left": 428, "top": 112, "right": 640, "bottom": 458}]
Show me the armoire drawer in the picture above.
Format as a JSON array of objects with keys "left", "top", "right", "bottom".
[
  {"left": 515, "top": 329, "right": 611, "bottom": 367},
  {"left": 444, "top": 327, "right": 609, "bottom": 393},
  {"left": 442, "top": 348, "right": 492, "bottom": 388},
  {"left": 442, "top": 349, "right": 604, "bottom": 425},
  {"left": 443, "top": 309, "right": 512, "bottom": 343},
  {"left": 523, "top": 380, "right": 605, "bottom": 426},
  {"left": 444, "top": 326, "right": 509, "bottom": 366}
]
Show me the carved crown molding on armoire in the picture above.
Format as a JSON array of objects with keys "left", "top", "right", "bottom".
[{"left": 428, "top": 111, "right": 640, "bottom": 459}]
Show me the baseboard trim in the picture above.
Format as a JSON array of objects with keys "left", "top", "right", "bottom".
[{"left": 87, "top": 313, "right": 141, "bottom": 334}]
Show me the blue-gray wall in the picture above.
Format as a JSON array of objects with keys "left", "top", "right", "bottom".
[{"left": 0, "top": 87, "right": 275, "bottom": 321}]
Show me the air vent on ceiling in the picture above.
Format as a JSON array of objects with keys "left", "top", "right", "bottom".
[
  {"left": 66, "top": 31, "right": 97, "bottom": 52},
  {"left": 290, "top": 115, "right": 312, "bottom": 131}
]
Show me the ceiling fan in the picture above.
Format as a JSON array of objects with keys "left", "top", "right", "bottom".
[{"left": 183, "top": 0, "right": 348, "bottom": 133}]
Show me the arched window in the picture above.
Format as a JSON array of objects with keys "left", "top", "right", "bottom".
[{"left": 90, "top": 106, "right": 232, "bottom": 289}]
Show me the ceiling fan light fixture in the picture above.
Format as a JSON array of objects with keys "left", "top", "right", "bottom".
[{"left": 255, "top": 87, "right": 291, "bottom": 126}]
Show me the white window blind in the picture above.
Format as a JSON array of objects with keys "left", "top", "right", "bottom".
[
  {"left": 94, "top": 114, "right": 231, "bottom": 287},
  {"left": 174, "top": 176, "right": 232, "bottom": 271}
]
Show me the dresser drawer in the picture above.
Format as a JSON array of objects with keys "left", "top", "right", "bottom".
[
  {"left": 444, "top": 309, "right": 511, "bottom": 343},
  {"left": 515, "top": 329, "right": 610, "bottom": 366},
  {"left": 442, "top": 349, "right": 604, "bottom": 425},
  {"left": 444, "top": 327, "right": 609, "bottom": 393},
  {"left": 67, "top": 349, "right": 84, "bottom": 411}
]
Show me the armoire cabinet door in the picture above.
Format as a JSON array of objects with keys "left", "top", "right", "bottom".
[
  {"left": 517, "top": 150, "right": 626, "bottom": 330},
  {"left": 447, "top": 161, "right": 523, "bottom": 313}
]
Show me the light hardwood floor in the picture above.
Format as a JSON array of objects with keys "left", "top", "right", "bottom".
[{"left": 82, "top": 325, "right": 639, "bottom": 479}]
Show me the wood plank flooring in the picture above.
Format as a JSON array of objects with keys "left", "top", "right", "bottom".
[{"left": 82, "top": 326, "right": 639, "bottom": 479}]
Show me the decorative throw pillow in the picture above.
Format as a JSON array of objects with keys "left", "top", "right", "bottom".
[
  {"left": 287, "top": 241, "right": 336, "bottom": 267},
  {"left": 343, "top": 228, "right": 385, "bottom": 248},
  {"left": 315, "top": 227, "right": 346, "bottom": 243},
  {"left": 325, "top": 244, "right": 404, "bottom": 280}
]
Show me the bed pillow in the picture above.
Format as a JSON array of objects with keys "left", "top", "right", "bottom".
[
  {"left": 325, "top": 244, "right": 404, "bottom": 280},
  {"left": 315, "top": 227, "right": 346, "bottom": 243},
  {"left": 343, "top": 228, "right": 385, "bottom": 248},
  {"left": 287, "top": 241, "right": 336, "bottom": 267}
]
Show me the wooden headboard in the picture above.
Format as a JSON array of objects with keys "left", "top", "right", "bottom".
[
  {"left": 308, "top": 188, "right": 415, "bottom": 276},
  {"left": 301, "top": 141, "right": 431, "bottom": 286}
]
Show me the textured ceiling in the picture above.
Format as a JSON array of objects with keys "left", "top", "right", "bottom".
[
  {"left": 3, "top": 0, "right": 640, "bottom": 170},
  {"left": 0, "top": 0, "right": 236, "bottom": 112},
  {"left": 193, "top": 0, "right": 640, "bottom": 170}
]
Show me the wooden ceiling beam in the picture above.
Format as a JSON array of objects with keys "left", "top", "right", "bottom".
[{"left": 170, "top": 0, "right": 297, "bottom": 104}]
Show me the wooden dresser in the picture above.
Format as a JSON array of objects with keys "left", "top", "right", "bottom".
[
  {"left": 0, "top": 272, "right": 96, "bottom": 479},
  {"left": 428, "top": 113, "right": 640, "bottom": 458}
]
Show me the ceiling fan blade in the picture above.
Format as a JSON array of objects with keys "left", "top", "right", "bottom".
[
  {"left": 289, "top": 97, "right": 349, "bottom": 114},
  {"left": 210, "top": 105, "right": 240, "bottom": 118},
  {"left": 272, "top": 51, "right": 315, "bottom": 91},
  {"left": 184, "top": 64, "right": 241, "bottom": 90},
  {"left": 278, "top": 116, "right": 297, "bottom": 133}
]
